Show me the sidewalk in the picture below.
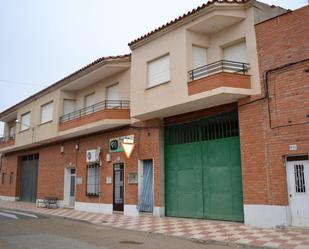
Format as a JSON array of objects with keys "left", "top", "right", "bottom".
[{"left": 0, "top": 201, "right": 308, "bottom": 249}]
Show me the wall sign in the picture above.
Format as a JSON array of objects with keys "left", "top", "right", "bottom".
[
  {"left": 106, "top": 176, "right": 112, "bottom": 184},
  {"left": 76, "top": 177, "right": 83, "bottom": 185},
  {"left": 128, "top": 172, "right": 138, "bottom": 184},
  {"left": 109, "top": 135, "right": 134, "bottom": 153}
]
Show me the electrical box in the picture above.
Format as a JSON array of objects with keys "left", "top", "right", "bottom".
[{"left": 86, "top": 149, "right": 100, "bottom": 163}]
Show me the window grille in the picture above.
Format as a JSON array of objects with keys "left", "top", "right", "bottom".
[
  {"left": 294, "top": 164, "right": 306, "bottom": 193},
  {"left": 86, "top": 164, "right": 100, "bottom": 196},
  {"left": 165, "top": 112, "right": 239, "bottom": 145}
]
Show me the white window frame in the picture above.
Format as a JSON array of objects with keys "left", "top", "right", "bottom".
[
  {"left": 147, "top": 54, "right": 170, "bottom": 88},
  {"left": 40, "top": 101, "right": 53, "bottom": 124},
  {"left": 63, "top": 99, "right": 76, "bottom": 115},
  {"left": 192, "top": 45, "right": 208, "bottom": 70},
  {"left": 20, "top": 112, "right": 31, "bottom": 131},
  {"left": 86, "top": 164, "right": 100, "bottom": 196},
  {"left": 84, "top": 93, "right": 95, "bottom": 108},
  {"left": 223, "top": 40, "right": 248, "bottom": 63}
]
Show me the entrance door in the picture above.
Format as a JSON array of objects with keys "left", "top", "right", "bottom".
[
  {"left": 69, "top": 169, "right": 76, "bottom": 207},
  {"left": 20, "top": 154, "right": 39, "bottom": 203},
  {"left": 113, "top": 163, "right": 124, "bottom": 211},
  {"left": 286, "top": 160, "right": 309, "bottom": 227},
  {"left": 138, "top": 160, "right": 153, "bottom": 213},
  {"left": 165, "top": 112, "right": 244, "bottom": 222}
]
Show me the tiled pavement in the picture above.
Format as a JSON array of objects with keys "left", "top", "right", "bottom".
[{"left": 0, "top": 201, "right": 309, "bottom": 249}]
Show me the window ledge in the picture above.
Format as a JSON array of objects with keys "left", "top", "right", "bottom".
[
  {"left": 146, "top": 81, "right": 170, "bottom": 90},
  {"left": 18, "top": 128, "right": 30, "bottom": 134},
  {"left": 39, "top": 120, "right": 53, "bottom": 126}
]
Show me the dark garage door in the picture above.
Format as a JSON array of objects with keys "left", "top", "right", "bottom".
[
  {"left": 165, "top": 112, "right": 244, "bottom": 222},
  {"left": 20, "top": 154, "right": 39, "bottom": 203}
]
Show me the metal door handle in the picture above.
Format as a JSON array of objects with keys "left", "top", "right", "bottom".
[{"left": 289, "top": 194, "right": 292, "bottom": 198}]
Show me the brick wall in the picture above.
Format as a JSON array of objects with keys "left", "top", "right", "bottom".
[
  {"left": 238, "top": 6, "right": 309, "bottom": 206},
  {"left": 0, "top": 155, "right": 20, "bottom": 197},
  {"left": 0, "top": 124, "right": 161, "bottom": 207}
]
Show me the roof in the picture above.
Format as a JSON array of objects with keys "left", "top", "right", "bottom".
[
  {"left": 128, "top": 0, "right": 250, "bottom": 48},
  {"left": 0, "top": 54, "right": 131, "bottom": 119}
]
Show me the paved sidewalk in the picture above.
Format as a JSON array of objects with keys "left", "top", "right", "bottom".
[{"left": 0, "top": 201, "right": 308, "bottom": 249}]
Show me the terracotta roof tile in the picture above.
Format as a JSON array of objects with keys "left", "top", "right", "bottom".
[{"left": 128, "top": 0, "right": 249, "bottom": 47}]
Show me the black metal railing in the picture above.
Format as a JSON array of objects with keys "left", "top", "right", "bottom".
[
  {"left": 59, "top": 100, "right": 130, "bottom": 123},
  {"left": 0, "top": 134, "right": 15, "bottom": 143},
  {"left": 188, "top": 60, "right": 250, "bottom": 81}
]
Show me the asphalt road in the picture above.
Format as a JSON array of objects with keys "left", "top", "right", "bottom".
[{"left": 0, "top": 209, "right": 254, "bottom": 249}]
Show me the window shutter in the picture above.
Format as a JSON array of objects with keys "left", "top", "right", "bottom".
[
  {"left": 192, "top": 46, "right": 207, "bottom": 69},
  {"left": 85, "top": 93, "right": 95, "bottom": 107},
  {"left": 148, "top": 55, "right": 170, "bottom": 87},
  {"left": 63, "top": 99, "right": 76, "bottom": 115},
  {"left": 41, "top": 102, "right": 53, "bottom": 123},
  {"left": 223, "top": 41, "right": 248, "bottom": 63},
  {"left": 106, "top": 84, "right": 119, "bottom": 101},
  {"left": 21, "top": 112, "right": 30, "bottom": 131}
]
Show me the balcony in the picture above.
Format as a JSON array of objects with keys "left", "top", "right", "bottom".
[
  {"left": 0, "top": 135, "right": 15, "bottom": 149},
  {"left": 59, "top": 100, "right": 130, "bottom": 132},
  {"left": 188, "top": 60, "right": 251, "bottom": 96}
]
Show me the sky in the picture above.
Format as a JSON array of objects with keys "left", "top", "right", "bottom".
[{"left": 0, "top": 0, "right": 307, "bottom": 135}]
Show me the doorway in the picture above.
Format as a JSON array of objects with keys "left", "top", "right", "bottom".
[
  {"left": 138, "top": 160, "right": 154, "bottom": 213},
  {"left": 286, "top": 158, "right": 309, "bottom": 227},
  {"left": 20, "top": 154, "right": 39, "bottom": 203},
  {"left": 64, "top": 167, "right": 76, "bottom": 207},
  {"left": 113, "top": 163, "right": 124, "bottom": 211}
]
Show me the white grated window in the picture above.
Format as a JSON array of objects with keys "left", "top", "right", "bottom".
[
  {"left": 86, "top": 164, "right": 100, "bottom": 196},
  {"left": 148, "top": 54, "right": 170, "bottom": 88},
  {"left": 294, "top": 164, "right": 306, "bottom": 193},
  {"left": 41, "top": 102, "right": 53, "bottom": 123}
]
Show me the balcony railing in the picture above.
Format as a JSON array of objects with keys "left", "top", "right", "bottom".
[
  {"left": 0, "top": 134, "right": 15, "bottom": 143},
  {"left": 60, "top": 100, "right": 130, "bottom": 123},
  {"left": 188, "top": 60, "right": 250, "bottom": 81}
]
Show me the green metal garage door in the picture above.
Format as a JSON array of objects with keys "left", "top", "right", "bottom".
[{"left": 165, "top": 112, "right": 244, "bottom": 222}]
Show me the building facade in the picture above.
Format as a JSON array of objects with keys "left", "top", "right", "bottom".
[{"left": 0, "top": 0, "right": 308, "bottom": 228}]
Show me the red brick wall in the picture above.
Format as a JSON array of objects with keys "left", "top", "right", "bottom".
[
  {"left": 0, "top": 155, "right": 20, "bottom": 197},
  {"left": 0, "top": 139, "right": 15, "bottom": 150},
  {"left": 0, "top": 124, "right": 161, "bottom": 206},
  {"left": 238, "top": 6, "right": 309, "bottom": 206},
  {"left": 188, "top": 72, "right": 251, "bottom": 96},
  {"left": 59, "top": 109, "right": 130, "bottom": 131}
]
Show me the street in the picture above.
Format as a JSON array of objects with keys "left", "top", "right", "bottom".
[{"left": 0, "top": 209, "right": 253, "bottom": 249}]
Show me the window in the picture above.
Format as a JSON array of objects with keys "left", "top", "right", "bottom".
[
  {"left": 192, "top": 45, "right": 207, "bottom": 69},
  {"left": 41, "top": 102, "right": 53, "bottom": 123},
  {"left": 8, "top": 126, "right": 16, "bottom": 139},
  {"left": 63, "top": 99, "right": 76, "bottom": 115},
  {"left": 20, "top": 112, "right": 30, "bottom": 131},
  {"left": 294, "top": 164, "right": 306, "bottom": 193},
  {"left": 106, "top": 84, "right": 120, "bottom": 108},
  {"left": 9, "top": 172, "right": 14, "bottom": 184},
  {"left": 86, "top": 164, "right": 100, "bottom": 196},
  {"left": 85, "top": 93, "right": 95, "bottom": 107},
  {"left": 1, "top": 173, "right": 5, "bottom": 184},
  {"left": 106, "top": 83, "right": 119, "bottom": 101},
  {"left": 147, "top": 54, "right": 170, "bottom": 88},
  {"left": 223, "top": 40, "right": 248, "bottom": 63}
]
